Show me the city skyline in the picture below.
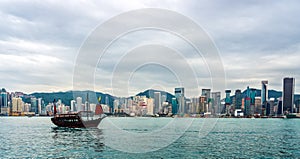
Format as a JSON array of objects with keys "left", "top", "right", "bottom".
[{"left": 0, "top": 1, "right": 300, "bottom": 97}]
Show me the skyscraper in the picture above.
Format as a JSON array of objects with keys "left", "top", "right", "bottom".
[
  {"left": 76, "top": 97, "right": 82, "bottom": 112},
  {"left": 171, "top": 97, "right": 178, "bottom": 115},
  {"left": 199, "top": 96, "right": 206, "bottom": 113},
  {"left": 175, "top": 87, "right": 185, "bottom": 114},
  {"left": 31, "top": 97, "right": 38, "bottom": 114},
  {"left": 154, "top": 92, "right": 161, "bottom": 114},
  {"left": 250, "top": 88, "right": 256, "bottom": 105},
  {"left": 211, "top": 92, "right": 221, "bottom": 114},
  {"left": 202, "top": 89, "right": 211, "bottom": 112},
  {"left": 235, "top": 89, "right": 242, "bottom": 109},
  {"left": 70, "top": 100, "right": 76, "bottom": 112},
  {"left": 1, "top": 90, "right": 8, "bottom": 114},
  {"left": 147, "top": 98, "right": 154, "bottom": 115},
  {"left": 283, "top": 77, "right": 295, "bottom": 113},
  {"left": 244, "top": 97, "right": 251, "bottom": 116},
  {"left": 225, "top": 90, "right": 231, "bottom": 115},
  {"left": 261, "top": 81, "right": 268, "bottom": 105},
  {"left": 225, "top": 90, "right": 231, "bottom": 104}
]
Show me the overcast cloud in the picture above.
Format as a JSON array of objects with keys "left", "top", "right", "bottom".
[{"left": 0, "top": 0, "right": 299, "bottom": 97}]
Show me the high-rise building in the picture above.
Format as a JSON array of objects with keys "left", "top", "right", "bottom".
[
  {"left": 199, "top": 96, "right": 206, "bottom": 113},
  {"left": 277, "top": 97, "right": 283, "bottom": 115},
  {"left": 202, "top": 89, "right": 211, "bottom": 112},
  {"left": 225, "top": 90, "right": 231, "bottom": 115},
  {"left": 12, "top": 97, "right": 23, "bottom": 112},
  {"left": 1, "top": 92, "right": 8, "bottom": 108},
  {"left": 1, "top": 90, "right": 8, "bottom": 115},
  {"left": 211, "top": 92, "right": 221, "bottom": 114},
  {"left": 261, "top": 81, "right": 268, "bottom": 105},
  {"left": 250, "top": 88, "right": 256, "bottom": 105},
  {"left": 171, "top": 98, "right": 178, "bottom": 115},
  {"left": 175, "top": 88, "right": 185, "bottom": 114},
  {"left": 225, "top": 90, "right": 231, "bottom": 104},
  {"left": 191, "top": 97, "right": 199, "bottom": 114},
  {"left": 254, "top": 97, "right": 262, "bottom": 115},
  {"left": 147, "top": 98, "right": 154, "bottom": 115},
  {"left": 267, "top": 98, "right": 275, "bottom": 116},
  {"left": 76, "top": 97, "right": 82, "bottom": 112},
  {"left": 283, "top": 77, "right": 295, "bottom": 113},
  {"left": 244, "top": 97, "right": 251, "bottom": 116},
  {"left": 70, "top": 100, "right": 76, "bottom": 112},
  {"left": 154, "top": 92, "right": 161, "bottom": 114},
  {"left": 30, "top": 97, "right": 38, "bottom": 114},
  {"left": 235, "top": 90, "right": 242, "bottom": 109},
  {"left": 37, "top": 98, "right": 42, "bottom": 115}
]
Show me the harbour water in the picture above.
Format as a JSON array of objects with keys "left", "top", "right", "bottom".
[{"left": 1, "top": 117, "right": 300, "bottom": 158}]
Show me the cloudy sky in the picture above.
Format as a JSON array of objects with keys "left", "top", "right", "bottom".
[{"left": 0, "top": 0, "right": 300, "bottom": 97}]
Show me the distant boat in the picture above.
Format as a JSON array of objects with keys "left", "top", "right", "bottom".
[
  {"left": 51, "top": 94, "right": 106, "bottom": 128},
  {"left": 286, "top": 113, "right": 300, "bottom": 119},
  {"left": 251, "top": 116, "right": 255, "bottom": 119}
]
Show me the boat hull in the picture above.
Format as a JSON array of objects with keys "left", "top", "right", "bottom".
[{"left": 51, "top": 113, "right": 104, "bottom": 128}]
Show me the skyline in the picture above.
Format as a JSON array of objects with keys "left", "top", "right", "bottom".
[{"left": 1, "top": 1, "right": 300, "bottom": 97}]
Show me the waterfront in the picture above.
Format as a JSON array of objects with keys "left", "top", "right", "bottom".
[{"left": 1, "top": 117, "right": 300, "bottom": 158}]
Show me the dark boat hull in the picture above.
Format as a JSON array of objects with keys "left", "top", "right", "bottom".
[{"left": 51, "top": 113, "right": 104, "bottom": 128}]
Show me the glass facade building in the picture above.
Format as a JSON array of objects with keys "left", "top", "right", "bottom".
[{"left": 283, "top": 77, "right": 295, "bottom": 113}]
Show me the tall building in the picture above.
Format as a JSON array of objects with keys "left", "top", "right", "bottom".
[
  {"left": 261, "top": 81, "right": 268, "bottom": 105},
  {"left": 244, "top": 97, "right": 251, "bottom": 116},
  {"left": 154, "top": 92, "right": 161, "bottom": 114},
  {"left": 283, "top": 77, "right": 295, "bottom": 113},
  {"left": 147, "top": 98, "right": 154, "bottom": 115},
  {"left": 70, "top": 100, "right": 76, "bottom": 112},
  {"left": 175, "top": 88, "right": 185, "bottom": 114},
  {"left": 225, "top": 90, "right": 231, "bottom": 104},
  {"left": 277, "top": 97, "right": 283, "bottom": 115},
  {"left": 250, "top": 88, "right": 256, "bottom": 105},
  {"left": 202, "top": 89, "right": 211, "bottom": 112},
  {"left": 1, "top": 91, "right": 8, "bottom": 108},
  {"left": 211, "top": 92, "right": 221, "bottom": 114},
  {"left": 235, "top": 89, "right": 242, "bottom": 109},
  {"left": 37, "top": 98, "right": 42, "bottom": 115},
  {"left": 225, "top": 90, "right": 231, "bottom": 115},
  {"left": 1, "top": 90, "right": 8, "bottom": 115},
  {"left": 267, "top": 98, "right": 275, "bottom": 116},
  {"left": 171, "top": 98, "right": 178, "bottom": 115},
  {"left": 31, "top": 97, "right": 38, "bottom": 114},
  {"left": 199, "top": 96, "right": 206, "bottom": 113},
  {"left": 76, "top": 97, "right": 83, "bottom": 112},
  {"left": 191, "top": 97, "right": 199, "bottom": 114},
  {"left": 12, "top": 97, "right": 23, "bottom": 112},
  {"left": 254, "top": 97, "right": 262, "bottom": 115}
]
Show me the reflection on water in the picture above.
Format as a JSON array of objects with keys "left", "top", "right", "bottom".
[{"left": 51, "top": 127, "right": 105, "bottom": 154}]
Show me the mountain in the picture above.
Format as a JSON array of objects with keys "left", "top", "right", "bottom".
[
  {"left": 136, "top": 89, "right": 175, "bottom": 102},
  {"left": 29, "top": 90, "right": 115, "bottom": 106}
]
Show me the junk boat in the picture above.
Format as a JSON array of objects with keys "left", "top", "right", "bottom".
[{"left": 51, "top": 95, "right": 106, "bottom": 128}]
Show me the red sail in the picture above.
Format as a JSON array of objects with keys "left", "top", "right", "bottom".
[
  {"left": 95, "top": 104, "right": 103, "bottom": 115},
  {"left": 54, "top": 103, "right": 57, "bottom": 115}
]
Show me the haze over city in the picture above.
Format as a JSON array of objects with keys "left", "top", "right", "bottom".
[{"left": 1, "top": 0, "right": 300, "bottom": 98}]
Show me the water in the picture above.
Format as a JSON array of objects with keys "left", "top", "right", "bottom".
[{"left": 1, "top": 117, "right": 300, "bottom": 158}]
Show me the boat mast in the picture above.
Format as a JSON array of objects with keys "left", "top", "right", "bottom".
[{"left": 53, "top": 99, "right": 57, "bottom": 116}]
